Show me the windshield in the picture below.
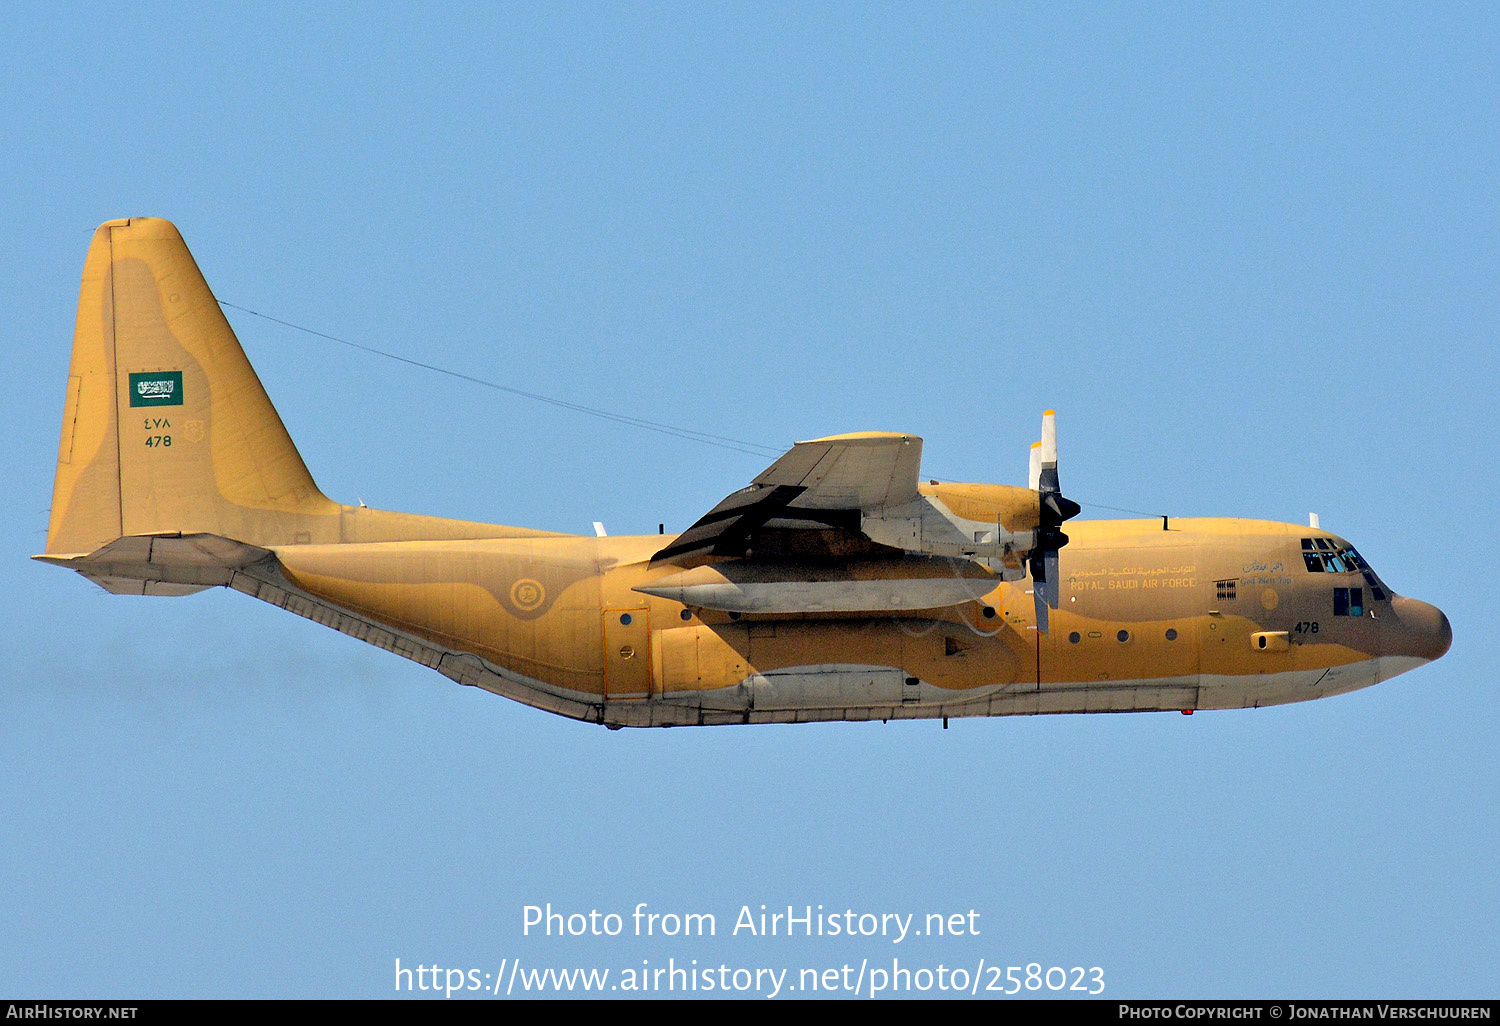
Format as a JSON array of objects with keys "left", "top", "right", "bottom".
[{"left": 1301, "top": 537, "right": 1388, "bottom": 600}]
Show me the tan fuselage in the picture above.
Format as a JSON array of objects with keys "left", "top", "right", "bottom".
[
  {"left": 41, "top": 219, "right": 1449, "bottom": 729},
  {"left": 264, "top": 516, "right": 1445, "bottom": 727}
]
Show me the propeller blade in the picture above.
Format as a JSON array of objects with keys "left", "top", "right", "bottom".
[
  {"left": 1030, "top": 549, "right": 1051, "bottom": 633},
  {"left": 1039, "top": 409, "right": 1057, "bottom": 472},
  {"left": 1026, "top": 410, "right": 1079, "bottom": 634}
]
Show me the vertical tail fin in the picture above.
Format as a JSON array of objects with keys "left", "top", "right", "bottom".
[{"left": 45, "top": 218, "right": 340, "bottom": 557}]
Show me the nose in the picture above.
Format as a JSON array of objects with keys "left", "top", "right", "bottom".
[{"left": 1388, "top": 596, "right": 1452, "bottom": 662}]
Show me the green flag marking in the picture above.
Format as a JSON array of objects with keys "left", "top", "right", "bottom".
[{"left": 129, "top": 371, "right": 183, "bottom": 407}]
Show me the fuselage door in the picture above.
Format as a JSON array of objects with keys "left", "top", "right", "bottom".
[{"left": 604, "top": 608, "right": 651, "bottom": 699}]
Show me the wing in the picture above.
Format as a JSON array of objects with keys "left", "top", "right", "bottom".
[
  {"left": 647, "top": 415, "right": 1078, "bottom": 624},
  {"left": 652, "top": 432, "right": 922, "bottom": 565}
]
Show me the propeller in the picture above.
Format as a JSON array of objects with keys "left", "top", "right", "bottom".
[{"left": 1026, "top": 411, "right": 1081, "bottom": 633}]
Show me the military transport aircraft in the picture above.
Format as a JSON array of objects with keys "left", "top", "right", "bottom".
[{"left": 37, "top": 218, "right": 1451, "bottom": 728}]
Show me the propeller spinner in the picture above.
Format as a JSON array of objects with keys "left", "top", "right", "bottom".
[{"left": 1026, "top": 411, "right": 1081, "bottom": 633}]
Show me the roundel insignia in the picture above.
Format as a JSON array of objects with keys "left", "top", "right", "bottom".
[
  {"left": 1261, "top": 587, "right": 1279, "bottom": 611},
  {"left": 510, "top": 578, "right": 546, "bottom": 612}
]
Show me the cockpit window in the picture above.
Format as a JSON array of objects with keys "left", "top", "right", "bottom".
[
  {"left": 1301, "top": 539, "right": 1367, "bottom": 575},
  {"left": 1302, "top": 539, "right": 1390, "bottom": 600}
]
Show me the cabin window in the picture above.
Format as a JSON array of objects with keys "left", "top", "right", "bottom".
[{"left": 1165, "top": 628, "right": 1178, "bottom": 641}]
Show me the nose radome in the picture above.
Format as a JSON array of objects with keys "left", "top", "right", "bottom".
[{"left": 1389, "top": 596, "right": 1452, "bottom": 662}]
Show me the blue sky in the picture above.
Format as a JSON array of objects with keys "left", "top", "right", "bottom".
[{"left": 2, "top": 2, "right": 1496, "bottom": 998}]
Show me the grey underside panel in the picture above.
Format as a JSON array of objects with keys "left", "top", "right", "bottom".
[{"left": 606, "top": 682, "right": 1203, "bottom": 728}]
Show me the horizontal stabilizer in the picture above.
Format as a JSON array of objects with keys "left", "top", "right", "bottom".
[{"left": 34, "top": 533, "right": 271, "bottom": 595}]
